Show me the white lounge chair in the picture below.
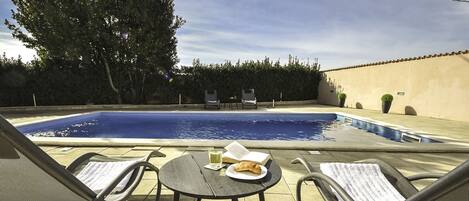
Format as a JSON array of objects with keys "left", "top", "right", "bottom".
[
  {"left": 292, "top": 158, "right": 469, "bottom": 201},
  {"left": 204, "top": 90, "right": 221, "bottom": 109},
  {"left": 241, "top": 89, "right": 257, "bottom": 109},
  {"left": 0, "top": 115, "right": 165, "bottom": 201}
]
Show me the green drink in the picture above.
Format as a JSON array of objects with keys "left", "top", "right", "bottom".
[{"left": 208, "top": 150, "right": 223, "bottom": 168}]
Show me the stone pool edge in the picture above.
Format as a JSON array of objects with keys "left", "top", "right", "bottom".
[{"left": 14, "top": 110, "right": 469, "bottom": 152}]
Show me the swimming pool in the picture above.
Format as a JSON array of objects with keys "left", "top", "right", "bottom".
[{"left": 17, "top": 112, "right": 437, "bottom": 143}]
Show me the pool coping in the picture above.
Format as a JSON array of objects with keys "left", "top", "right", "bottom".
[{"left": 14, "top": 110, "right": 469, "bottom": 152}]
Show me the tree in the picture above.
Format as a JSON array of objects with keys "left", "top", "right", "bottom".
[{"left": 5, "top": 0, "right": 184, "bottom": 103}]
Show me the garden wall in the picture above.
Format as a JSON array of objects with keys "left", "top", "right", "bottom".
[{"left": 318, "top": 50, "right": 469, "bottom": 122}]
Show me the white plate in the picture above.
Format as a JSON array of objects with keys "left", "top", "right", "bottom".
[{"left": 225, "top": 164, "right": 268, "bottom": 180}]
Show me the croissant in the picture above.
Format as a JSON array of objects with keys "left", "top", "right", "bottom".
[{"left": 234, "top": 161, "right": 261, "bottom": 175}]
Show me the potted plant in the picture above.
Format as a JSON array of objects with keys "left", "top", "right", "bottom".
[
  {"left": 381, "top": 94, "right": 393, "bottom": 113},
  {"left": 337, "top": 93, "right": 346, "bottom": 108}
]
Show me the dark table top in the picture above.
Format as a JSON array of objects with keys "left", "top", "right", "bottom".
[{"left": 159, "top": 152, "right": 282, "bottom": 199}]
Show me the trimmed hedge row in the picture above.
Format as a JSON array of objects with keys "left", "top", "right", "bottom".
[
  {"left": 170, "top": 57, "right": 321, "bottom": 103},
  {"left": 0, "top": 56, "right": 321, "bottom": 106}
]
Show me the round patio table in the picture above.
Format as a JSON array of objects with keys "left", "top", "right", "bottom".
[{"left": 159, "top": 152, "right": 282, "bottom": 201}]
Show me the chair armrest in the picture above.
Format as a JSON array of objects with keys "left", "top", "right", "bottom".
[
  {"left": 145, "top": 150, "right": 166, "bottom": 159},
  {"left": 95, "top": 161, "right": 159, "bottom": 201},
  {"left": 296, "top": 172, "right": 354, "bottom": 201},
  {"left": 407, "top": 173, "right": 444, "bottom": 181},
  {"left": 291, "top": 158, "right": 313, "bottom": 173},
  {"left": 67, "top": 152, "right": 103, "bottom": 172}
]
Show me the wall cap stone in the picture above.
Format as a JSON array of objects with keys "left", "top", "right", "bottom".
[{"left": 322, "top": 49, "right": 469, "bottom": 72}]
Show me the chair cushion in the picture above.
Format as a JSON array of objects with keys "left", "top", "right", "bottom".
[
  {"left": 320, "top": 163, "right": 405, "bottom": 201},
  {"left": 75, "top": 160, "right": 137, "bottom": 193},
  {"left": 243, "top": 100, "right": 256, "bottom": 104}
]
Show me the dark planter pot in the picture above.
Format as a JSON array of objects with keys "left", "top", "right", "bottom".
[
  {"left": 382, "top": 101, "right": 392, "bottom": 113},
  {"left": 339, "top": 99, "right": 345, "bottom": 108}
]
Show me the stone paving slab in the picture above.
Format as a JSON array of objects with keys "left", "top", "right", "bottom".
[
  {"left": 268, "top": 105, "right": 469, "bottom": 144},
  {"left": 40, "top": 146, "right": 467, "bottom": 201},
  {"left": 5, "top": 104, "right": 469, "bottom": 144}
]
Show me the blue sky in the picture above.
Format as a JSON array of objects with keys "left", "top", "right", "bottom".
[{"left": 1, "top": 0, "right": 468, "bottom": 69}]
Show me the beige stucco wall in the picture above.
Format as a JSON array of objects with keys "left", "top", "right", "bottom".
[{"left": 318, "top": 53, "right": 469, "bottom": 122}]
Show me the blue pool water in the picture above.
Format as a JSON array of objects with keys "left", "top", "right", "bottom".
[
  {"left": 18, "top": 112, "right": 338, "bottom": 141},
  {"left": 17, "top": 112, "right": 438, "bottom": 142}
]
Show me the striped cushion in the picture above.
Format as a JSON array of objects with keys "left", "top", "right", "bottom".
[
  {"left": 76, "top": 160, "right": 137, "bottom": 193},
  {"left": 320, "top": 163, "right": 405, "bottom": 201}
]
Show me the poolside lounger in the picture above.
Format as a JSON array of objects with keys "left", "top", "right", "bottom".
[
  {"left": 241, "top": 88, "right": 257, "bottom": 109},
  {"left": 292, "top": 158, "right": 469, "bottom": 201},
  {"left": 0, "top": 115, "right": 165, "bottom": 201},
  {"left": 204, "top": 90, "right": 221, "bottom": 109}
]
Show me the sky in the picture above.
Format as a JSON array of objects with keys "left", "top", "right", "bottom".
[{"left": 1, "top": 0, "right": 468, "bottom": 70}]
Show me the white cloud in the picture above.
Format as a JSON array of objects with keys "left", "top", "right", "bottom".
[
  {"left": 0, "top": 32, "right": 36, "bottom": 61},
  {"left": 174, "top": 0, "right": 469, "bottom": 69},
  {"left": 1, "top": 0, "right": 468, "bottom": 69}
]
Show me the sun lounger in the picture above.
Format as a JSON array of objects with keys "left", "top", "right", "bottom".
[
  {"left": 241, "top": 89, "right": 257, "bottom": 109},
  {"left": 292, "top": 157, "right": 469, "bottom": 201},
  {"left": 204, "top": 90, "right": 220, "bottom": 109},
  {"left": 0, "top": 115, "right": 165, "bottom": 201}
]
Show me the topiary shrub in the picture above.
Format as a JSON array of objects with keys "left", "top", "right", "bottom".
[
  {"left": 337, "top": 93, "right": 346, "bottom": 107},
  {"left": 381, "top": 94, "right": 393, "bottom": 103},
  {"left": 381, "top": 94, "right": 393, "bottom": 113}
]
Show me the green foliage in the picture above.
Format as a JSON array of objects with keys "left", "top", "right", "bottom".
[
  {"left": 337, "top": 93, "right": 347, "bottom": 101},
  {"left": 381, "top": 94, "right": 393, "bottom": 102},
  {"left": 5, "top": 0, "right": 184, "bottom": 103},
  {"left": 173, "top": 56, "right": 321, "bottom": 103},
  {"left": 0, "top": 55, "right": 321, "bottom": 106}
]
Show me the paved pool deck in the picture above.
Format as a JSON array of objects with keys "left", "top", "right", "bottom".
[
  {"left": 2, "top": 104, "right": 469, "bottom": 200},
  {"left": 4, "top": 104, "right": 469, "bottom": 152},
  {"left": 267, "top": 105, "right": 469, "bottom": 145},
  {"left": 4, "top": 104, "right": 469, "bottom": 145},
  {"left": 41, "top": 145, "right": 468, "bottom": 201}
]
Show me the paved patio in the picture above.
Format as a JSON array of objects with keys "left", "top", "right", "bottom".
[
  {"left": 42, "top": 145, "right": 468, "bottom": 201},
  {"left": 4, "top": 104, "right": 469, "bottom": 200},
  {"left": 268, "top": 105, "right": 469, "bottom": 144},
  {"left": 5, "top": 104, "right": 469, "bottom": 145}
]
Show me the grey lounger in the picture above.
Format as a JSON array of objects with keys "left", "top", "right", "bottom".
[
  {"left": 204, "top": 90, "right": 221, "bottom": 109},
  {"left": 0, "top": 115, "right": 165, "bottom": 201},
  {"left": 241, "top": 88, "right": 257, "bottom": 109},
  {"left": 292, "top": 158, "right": 469, "bottom": 201}
]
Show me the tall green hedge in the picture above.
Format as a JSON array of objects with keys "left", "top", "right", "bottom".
[
  {"left": 0, "top": 55, "right": 321, "bottom": 106},
  {"left": 171, "top": 56, "right": 321, "bottom": 103}
]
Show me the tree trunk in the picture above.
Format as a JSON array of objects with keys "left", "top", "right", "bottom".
[
  {"left": 100, "top": 52, "right": 122, "bottom": 104},
  {"left": 140, "top": 72, "right": 146, "bottom": 104},
  {"left": 128, "top": 71, "right": 137, "bottom": 104}
]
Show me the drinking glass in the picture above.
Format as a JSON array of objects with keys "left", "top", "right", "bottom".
[{"left": 208, "top": 149, "right": 223, "bottom": 168}]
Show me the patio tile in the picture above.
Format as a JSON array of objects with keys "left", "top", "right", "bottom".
[
  {"left": 132, "top": 146, "right": 162, "bottom": 151},
  {"left": 40, "top": 146, "right": 58, "bottom": 152},
  {"left": 142, "top": 170, "right": 158, "bottom": 180},
  {"left": 245, "top": 193, "right": 295, "bottom": 201},
  {"left": 131, "top": 180, "right": 157, "bottom": 196},
  {"left": 271, "top": 150, "right": 306, "bottom": 158},
  {"left": 127, "top": 195, "right": 149, "bottom": 201},
  {"left": 288, "top": 184, "right": 324, "bottom": 201},
  {"left": 300, "top": 152, "right": 341, "bottom": 163},
  {"left": 150, "top": 147, "right": 187, "bottom": 167},
  {"left": 38, "top": 145, "right": 462, "bottom": 200},
  {"left": 282, "top": 169, "right": 309, "bottom": 185},
  {"left": 146, "top": 188, "right": 198, "bottom": 201},
  {"left": 46, "top": 147, "right": 76, "bottom": 155},
  {"left": 266, "top": 178, "right": 291, "bottom": 194},
  {"left": 100, "top": 147, "right": 132, "bottom": 155},
  {"left": 49, "top": 154, "right": 79, "bottom": 166},
  {"left": 123, "top": 150, "right": 155, "bottom": 157}
]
